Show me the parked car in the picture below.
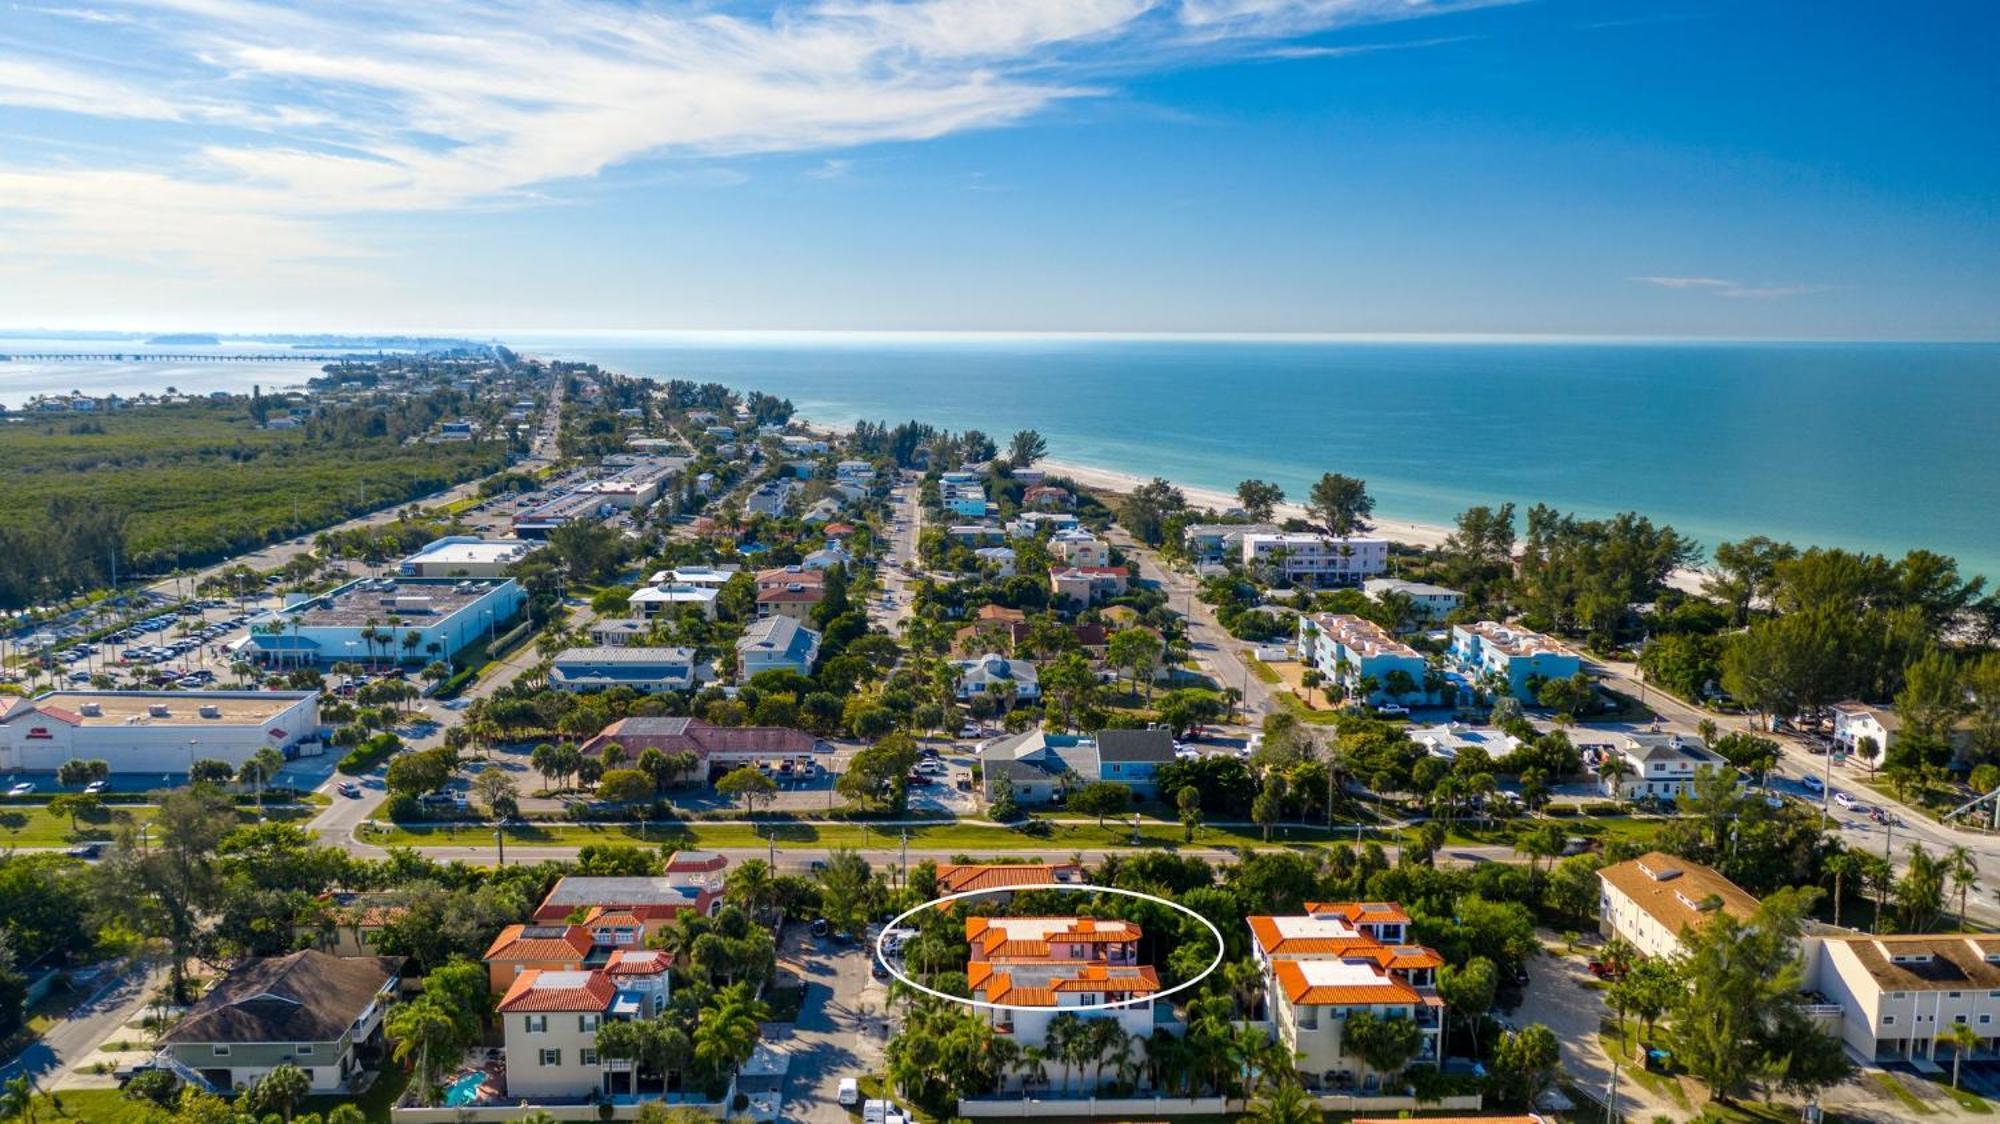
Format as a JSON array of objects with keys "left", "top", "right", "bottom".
[
  {"left": 1375, "top": 703, "right": 1410, "bottom": 717},
  {"left": 1801, "top": 774, "right": 1826, "bottom": 794},
  {"left": 837, "top": 1079, "right": 860, "bottom": 1108},
  {"left": 337, "top": 782, "right": 362, "bottom": 798}
]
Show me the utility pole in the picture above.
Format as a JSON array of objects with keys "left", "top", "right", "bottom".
[{"left": 899, "top": 829, "right": 909, "bottom": 889}]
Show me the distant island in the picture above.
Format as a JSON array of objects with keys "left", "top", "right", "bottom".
[{"left": 146, "top": 333, "right": 221, "bottom": 345}]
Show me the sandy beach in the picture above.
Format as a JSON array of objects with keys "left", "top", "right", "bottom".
[{"left": 1042, "top": 458, "right": 1458, "bottom": 552}]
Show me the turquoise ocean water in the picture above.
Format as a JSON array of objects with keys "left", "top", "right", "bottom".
[{"left": 524, "top": 335, "right": 1999, "bottom": 578}]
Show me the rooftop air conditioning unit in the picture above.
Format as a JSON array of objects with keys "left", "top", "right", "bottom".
[
  {"left": 198, "top": 705, "right": 221, "bottom": 719},
  {"left": 147, "top": 703, "right": 171, "bottom": 718},
  {"left": 78, "top": 701, "right": 101, "bottom": 717}
]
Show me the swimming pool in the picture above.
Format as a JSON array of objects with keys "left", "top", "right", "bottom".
[{"left": 443, "top": 1071, "right": 485, "bottom": 1106}]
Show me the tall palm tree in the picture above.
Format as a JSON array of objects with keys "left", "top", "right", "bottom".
[
  {"left": 1015, "top": 1045, "right": 1049, "bottom": 1097},
  {"left": 1944, "top": 1021, "right": 1981, "bottom": 1089},
  {"left": 1948, "top": 845, "right": 1980, "bottom": 930},
  {"left": 1044, "top": 1012, "right": 1085, "bottom": 1095},
  {"left": 1825, "top": 850, "right": 1862, "bottom": 929},
  {"left": 1596, "top": 754, "right": 1634, "bottom": 799},
  {"left": 386, "top": 998, "right": 460, "bottom": 1106}
]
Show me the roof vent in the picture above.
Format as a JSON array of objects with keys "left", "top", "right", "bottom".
[
  {"left": 78, "top": 702, "right": 101, "bottom": 717},
  {"left": 1637, "top": 860, "right": 1681, "bottom": 882},
  {"left": 198, "top": 705, "right": 222, "bottom": 719},
  {"left": 147, "top": 703, "right": 171, "bottom": 718}
]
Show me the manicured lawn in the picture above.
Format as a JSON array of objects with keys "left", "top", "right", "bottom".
[
  {"left": 0, "top": 806, "right": 157, "bottom": 846},
  {"left": 1240, "top": 652, "right": 1282, "bottom": 685},
  {"left": 303, "top": 1060, "right": 410, "bottom": 1122},
  {"left": 374, "top": 816, "right": 1367, "bottom": 853},
  {"left": 33, "top": 1089, "right": 163, "bottom": 1124}
]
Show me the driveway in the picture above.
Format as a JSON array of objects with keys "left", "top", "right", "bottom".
[
  {"left": 780, "top": 924, "right": 890, "bottom": 1123},
  {"left": 1, "top": 958, "right": 166, "bottom": 1090},
  {"left": 1510, "top": 938, "right": 1684, "bottom": 1122}
]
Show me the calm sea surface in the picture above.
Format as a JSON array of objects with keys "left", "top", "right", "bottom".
[
  {"left": 512, "top": 333, "right": 2000, "bottom": 579},
  {"left": 0, "top": 337, "right": 319, "bottom": 404}
]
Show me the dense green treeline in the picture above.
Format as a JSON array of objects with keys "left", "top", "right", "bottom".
[{"left": 0, "top": 397, "right": 508, "bottom": 608}]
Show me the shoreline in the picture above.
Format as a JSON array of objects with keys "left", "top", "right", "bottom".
[{"left": 1040, "top": 457, "right": 1708, "bottom": 596}]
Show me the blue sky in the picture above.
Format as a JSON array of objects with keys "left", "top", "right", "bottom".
[{"left": 1, "top": 0, "right": 1994, "bottom": 337}]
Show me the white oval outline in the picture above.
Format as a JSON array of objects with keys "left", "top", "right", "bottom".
[{"left": 873, "top": 882, "right": 1224, "bottom": 1012}]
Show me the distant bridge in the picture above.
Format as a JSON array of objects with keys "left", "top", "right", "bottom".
[{"left": 0, "top": 352, "right": 368, "bottom": 363}]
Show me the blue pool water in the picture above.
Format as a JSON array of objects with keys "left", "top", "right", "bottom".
[{"left": 444, "top": 1071, "right": 485, "bottom": 1106}]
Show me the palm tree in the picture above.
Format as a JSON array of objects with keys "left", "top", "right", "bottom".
[
  {"left": 1243, "top": 1082, "right": 1317, "bottom": 1124},
  {"left": 1944, "top": 1021, "right": 1981, "bottom": 1089},
  {"left": 386, "top": 998, "right": 460, "bottom": 1106},
  {"left": 1825, "top": 850, "right": 1863, "bottom": 929},
  {"left": 1596, "top": 753, "right": 1634, "bottom": 799},
  {"left": 0, "top": 1074, "right": 37, "bottom": 1124},
  {"left": 1045, "top": 1011, "right": 1085, "bottom": 1095},
  {"left": 1087, "top": 1019, "right": 1126, "bottom": 1093},
  {"left": 252, "top": 1062, "right": 312, "bottom": 1124},
  {"left": 1948, "top": 845, "right": 1980, "bottom": 929},
  {"left": 1015, "top": 1045, "right": 1049, "bottom": 1097}
]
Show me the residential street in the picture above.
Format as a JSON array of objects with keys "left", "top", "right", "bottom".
[
  {"left": 0, "top": 959, "right": 165, "bottom": 1090},
  {"left": 778, "top": 925, "right": 887, "bottom": 1123}
]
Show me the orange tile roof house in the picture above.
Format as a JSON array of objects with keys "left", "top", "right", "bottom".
[
  {"left": 753, "top": 565, "right": 824, "bottom": 621},
  {"left": 495, "top": 963, "right": 670, "bottom": 1100},
  {"left": 964, "top": 917, "right": 1172, "bottom": 1075},
  {"left": 1246, "top": 902, "right": 1445, "bottom": 1092},
  {"left": 482, "top": 923, "right": 597, "bottom": 993}
]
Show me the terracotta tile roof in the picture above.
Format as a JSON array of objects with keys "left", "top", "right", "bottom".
[
  {"left": 977, "top": 972, "right": 1059, "bottom": 1007},
  {"left": 1049, "top": 965, "right": 1161, "bottom": 992},
  {"left": 1248, "top": 917, "right": 1383, "bottom": 957},
  {"left": 1597, "top": 852, "right": 1759, "bottom": 938},
  {"left": 1304, "top": 901, "right": 1412, "bottom": 927},
  {"left": 936, "top": 862, "right": 1080, "bottom": 894},
  {"left": 966, "top": 916, "right": 1141, "bottom": 959},
  {"left": 482, "top": 924, "right": 594, "bottom": 963},
  {"left": 976, "top": 605, "right": 1027, "bottom": 623},
  {"left": 604, "top": 949, "right": 670, "bottom": 976},
  {"left": 1273, "top": 960, "right": 1419, "bottom": 1006},
  {"left": 1354, "top": 1118, "right": 1546, "bottom": 1124},
  {"left": 581, "top": 909, "right": 646, "bottom": 929},
  {"left": 496, "top": 969, "right": 617, "bottom": 1013}
]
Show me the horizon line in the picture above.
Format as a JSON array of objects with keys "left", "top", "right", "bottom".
[{"left": 6, "top": 327, "right": 1998, "bottom": 346}]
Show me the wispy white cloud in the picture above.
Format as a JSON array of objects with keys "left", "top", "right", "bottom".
[
  {"left": 1260, "top": 34, "right": 1473, "bottom": 60},
  {"left": 0, "top": 0, "right": 1504, "bottom": 271},
  {"left": 1631, "top": 276, "right": 1830, "bottom": 300},
  {"left": 806, "top": 158, "right": 856, "bottom": 180}
]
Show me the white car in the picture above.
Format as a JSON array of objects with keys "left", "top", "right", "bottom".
[
  {"left": 1801, "top": 774, "right": 1826, "bottom": 794},
  {"left": 1833, "top": 791, "right": 1856, "bottom": 810},
  {"left": 83, "top": 780, "right": 107, "bottom": 794},
  {"left": 1375, "top": 703, "right": 1410, "bottom": 717},
  {"left": 7, "top": 782, "right": 33, "bottom": 796},
  {"left": 837, "top": 1079, "right": 860, "bottom": 1108}
]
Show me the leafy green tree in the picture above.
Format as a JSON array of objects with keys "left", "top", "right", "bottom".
[
  {"left": 97, "top": 784, "right": 235, "bottom": 1002},
  {"left": 714, "top": 766, "right": 777, "bottom": 814},
  {"left": 1306, "top": 473, "right": 1374, "bottom": 538},
  {"left": 1487, "top": 1023, "right": 1560, "bottom": 1107},
  {"left": 386, "top": 997, "right": 461, "bottom": 1106},
  {"left": 1068, "top": 781, "right": 1131, "bottom": 828},
  {"left": 1007, "top": 430, "right": 1048, "bottom": 469},
  {"left": 1340, "top": 1008, "right": 1421, "bottom": 1077},
  {"left": 1665, "top": 886, "right": 1826, "bottom": 1101},
  {"left": 1234, "top": 480, "right": 1285, "bottom": 522}
]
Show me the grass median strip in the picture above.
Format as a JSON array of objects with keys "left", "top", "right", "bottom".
[{"left": 372, "top": 816, "right": 1367, "bottom": 852}]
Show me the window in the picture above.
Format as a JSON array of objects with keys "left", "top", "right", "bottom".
[
  {"left": 539, "top": 1049, "right": 562, "bottom": 1067},
  {"left": 1883, "top": 1016, "right": 1897, "bottom": 1026},
  {"left": 1950, "top": 991, "right": 1964, "bottom": 999},
  {"left": 1889, "top": 992, "right": 1906, "bottom": 1000},
  {"left": 213, "top": 1046, "right": 231, "bottom": 1057},
  {"left": 525, "top": 1015, "right": 548, "bottom": 1033},
  {"left": 578, "top": 1014, "right": 600, "bottom": 1032},
  {"left": 580, "top": 1049, "right": 599, "bottom": 1066},
  {"left": 297, "top": 1045, "right": 314, "bottom": 1056},
  {"left": 1957, "top": 1015, "right": 1970, "bottom": 1024},
  {"left": 1982, "top": 1015, "right": 1992, "bottom": 1026}
]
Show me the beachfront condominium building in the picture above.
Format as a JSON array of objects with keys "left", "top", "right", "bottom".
[
  {"left": 1800, "top": 933, "right": 2000, "bottom": 1065},
  {"left": 1241, "top": 533, "right": 1388, "bottom": 589},
  {"left": 0, "top": 689, "right": 321, "bottom": 774},
  {"left": 1246, "top": 902, "right": 1444, "bottom": 1091},
  {"left": 234, "top": 576, "right": 526, "bottom": 667},
  {"left": 1362, "top": 578, "right": 1465, "bottom": 624},
  {"left": 966, "top": 917, "right": 1164, "bottom": 1065},
  {"left": 1449, "top": 621, "right": 1581, "bottom": 702},
  {"left": 1297, "top": 613, "right": 1431, "bottom": 707},
  {"left": 397, "top": 536, "right": 542, "bottom": 577},
  {"left": 1596, "top": 852, "right": 1760, "bottom": 961},
  {"left": 1181, "top": 523, "right": 1279, "bottom": 567}
]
